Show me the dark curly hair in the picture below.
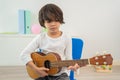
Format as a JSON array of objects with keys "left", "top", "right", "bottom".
[{"left": 38, "top": 3, "right": 65, "bottom": 28}]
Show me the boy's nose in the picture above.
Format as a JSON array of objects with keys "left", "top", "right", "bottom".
[{"left": 50, "top": 21, "right": 56, "bottom": 25}]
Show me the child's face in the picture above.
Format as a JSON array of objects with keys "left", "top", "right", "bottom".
[{"left": 44, "top": 20, "right": 61, "bottom": 33}]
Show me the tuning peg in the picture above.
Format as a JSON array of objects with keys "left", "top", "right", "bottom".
[
  {"left": 102, "top": 51, "right": 108, "bottom": 58},
  {"left": 94, "top": 52, "right": 98, "bottom": 60},
  {"left": 103, "top": 51, "right": 107, "bottom": 54},
  {"left": 95, "top": 52, "right": 100, "bottom": 56},
  {"left": 103, "top": 62, "right": 107, "bottom": 65}
]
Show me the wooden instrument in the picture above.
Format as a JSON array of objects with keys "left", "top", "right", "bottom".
[{"left": 26, "top": 52, "right": 113, "bottom": 79}]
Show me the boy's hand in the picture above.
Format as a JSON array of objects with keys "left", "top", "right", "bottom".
[
  {"left": 67, "top": 63, "right": 80, "bottom": 71},
  {"left": 34, "top": 67, "right": 49, "bottom": 77}
]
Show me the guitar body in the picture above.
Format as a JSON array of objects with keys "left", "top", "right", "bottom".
[{"left": 26, "top": 52, "right": 61, "bottom": 79}]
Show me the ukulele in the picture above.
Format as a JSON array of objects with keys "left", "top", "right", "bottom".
[{"left": 26, "top": 52, "right": 113, "bottom": 79}]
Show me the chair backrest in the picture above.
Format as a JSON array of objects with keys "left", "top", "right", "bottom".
[
  {"left": 70, "top": 38, "right": 84, "bottom": 80},
  {"left": 72, "top": 38, "right": 83, "bottom": 59}
]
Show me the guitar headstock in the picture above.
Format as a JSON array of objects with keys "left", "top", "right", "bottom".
[{"left": 89, "top": 54, "right": 113, "bottom": 65}]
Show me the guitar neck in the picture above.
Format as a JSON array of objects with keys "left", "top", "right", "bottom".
[{"left": 51, "top": 59, "right": 89, "bottom": 68}]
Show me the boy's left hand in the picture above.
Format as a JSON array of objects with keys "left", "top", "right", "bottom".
[{"left": 67, "top": 63, "right": 80, "bottom": 71}]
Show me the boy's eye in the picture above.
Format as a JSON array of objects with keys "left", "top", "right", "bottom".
[
  {"left": 45, "top": 20, "right": 51, "bottom": 23},
  {"left": 45, "top": 19, "right": 59, "bottom": 23}
]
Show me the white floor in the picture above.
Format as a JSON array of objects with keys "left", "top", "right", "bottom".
[{"left": 0, "top": 65, "right": 120, "bottom": 80}]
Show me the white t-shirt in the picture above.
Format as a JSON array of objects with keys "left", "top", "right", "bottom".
[{"left": 20, "top": 31, "right": 72, "bottom": 76}]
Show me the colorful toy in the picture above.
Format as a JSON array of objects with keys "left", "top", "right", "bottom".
[{"left": 31, "top": 24, "right": 41, "bottom": 34}]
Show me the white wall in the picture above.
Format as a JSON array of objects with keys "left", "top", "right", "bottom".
[
  {"left": 0, "top": 0, "right": 120, "bottom": 65},
  {"left": 0, "top": 35, "right": 35, "bottom": 65}
]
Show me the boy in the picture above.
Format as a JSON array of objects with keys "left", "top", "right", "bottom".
[{"left": 20, "top": 3, "right": 79, "bottom": 80}]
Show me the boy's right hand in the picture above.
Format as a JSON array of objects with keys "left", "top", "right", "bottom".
[{"left": 34, "top": 67, "right": 49, "bottom": 77}]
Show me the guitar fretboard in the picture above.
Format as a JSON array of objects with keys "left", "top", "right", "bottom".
[{"left": 50, "top": 59, "right": 89, "bottom": 68}]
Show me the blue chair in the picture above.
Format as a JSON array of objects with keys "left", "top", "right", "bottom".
[{"left": 69, "top": 38, "right": 84, "bottom": 80}]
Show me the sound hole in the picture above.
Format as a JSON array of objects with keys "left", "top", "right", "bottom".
[{"left": 44, "top": 60, "right": 51, "bottom": 69}]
